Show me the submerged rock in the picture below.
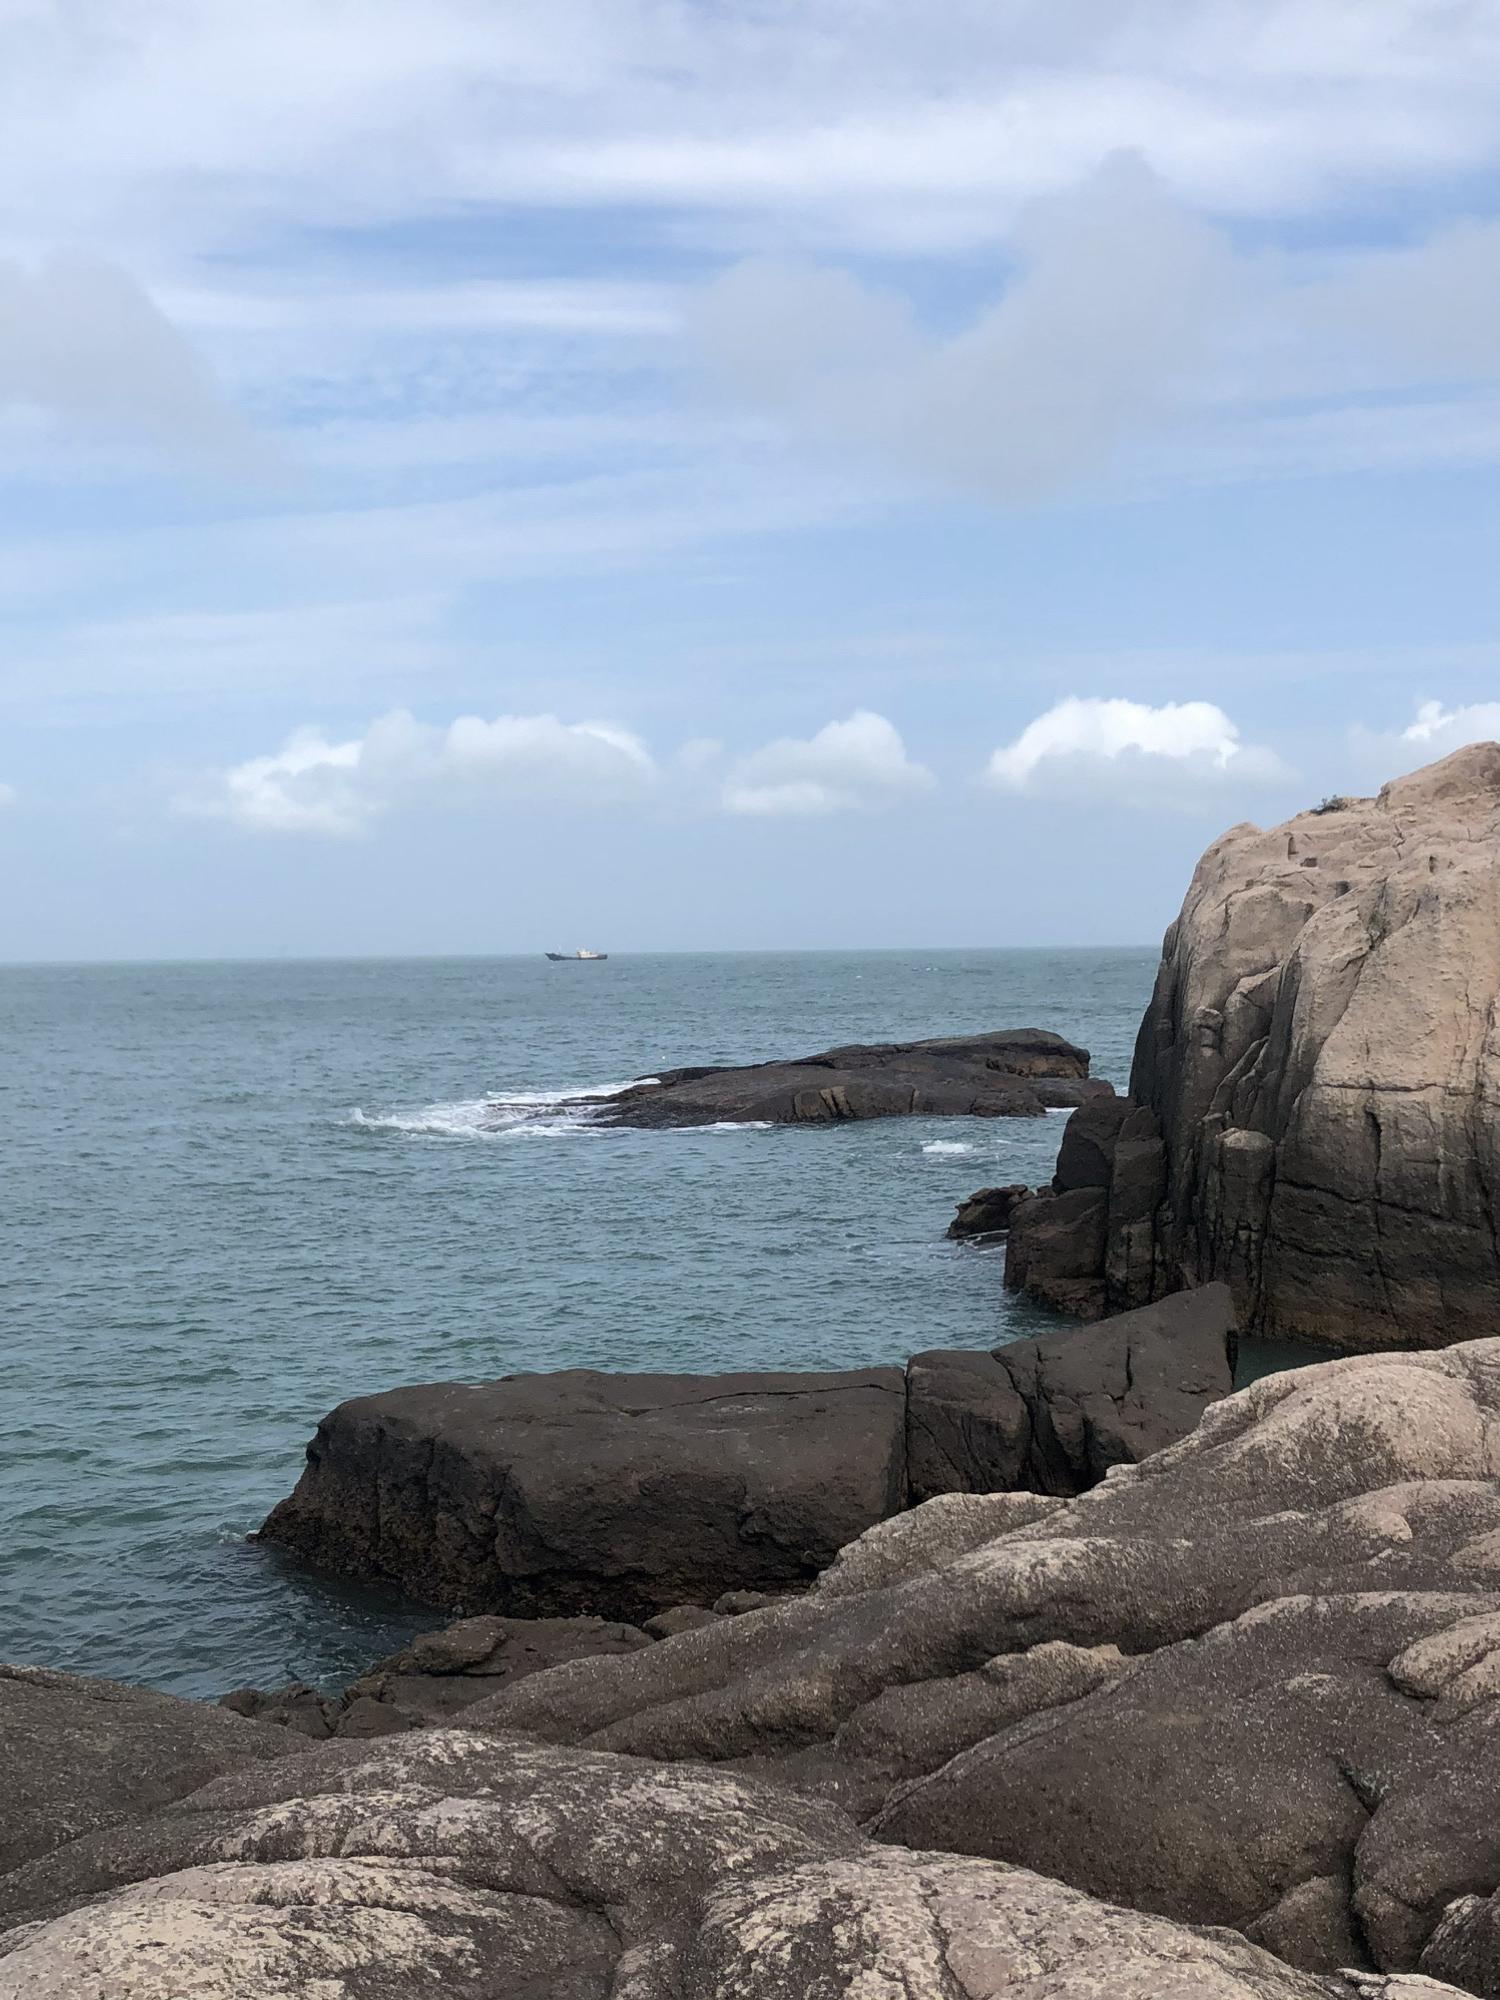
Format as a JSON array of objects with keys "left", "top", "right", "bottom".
[
  {"left": 587, "top": 1028, "right": 1104, "bottom": 1127},
  {"left": 1007, "top": 743, "right": 1500, "bottom": 1350}
]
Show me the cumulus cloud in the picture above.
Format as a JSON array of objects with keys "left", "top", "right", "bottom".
[
  {"left": 985, "top": 696, "right": 1292, "bottom": 801},
  {"left": 693, "top": 156, "right": 1234, "bottom": 499},
  {"left": 0, "top": 257, "right": 253, "bottom": 461},
  {"left": 182, "top": 710, "right": 658, "bottom": 835},
  {"left": 1402, "top": 699, "right": 1500, "bottom": 752},
  {"left": 723, "top": 711, "right": 933, "bottom": 817}
]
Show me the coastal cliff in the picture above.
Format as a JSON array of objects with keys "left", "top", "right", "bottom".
[{"left": 1007, "top": 742, "right": 1500, "bottom": 1349}]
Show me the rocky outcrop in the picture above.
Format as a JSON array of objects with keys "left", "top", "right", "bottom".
[
  {"left": 466, "top": 1339, "right": 1500, "bottom": 1982},
  {"left": 0, "top": 1664, "right": 306, "bottom": 1876},
  {"left": 1006, "top": 744, "right": 1500, "bottom": 1349},
  {"left": 587, "top": 1028, "right": 1106, "bottom": 1127},
  {"left": 259, "top": 1301, "right": 1232, "bottom": 1622},
  {"left": 947, "top": 1183, "right": 1031, "bottom": 1239},
  {"left": 0, "top": 1720, "right": 1464, "bottom": 1999},
  {"left": 221, "top": 1612, "right": 656, "bottom": 1738},
  {"left": 907, "top": 1282, "right": 1236, "bottom": 1499},
  {"left": 259, "top": 1366, "right": 909, "bottom": 1622}
]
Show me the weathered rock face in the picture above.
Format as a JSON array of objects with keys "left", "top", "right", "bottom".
[
  {"left": 1007, "top": 744, "right": 1500, "bottom": 1349},
  {"left": 906, "top": 1283, "right": 1235, "bottom": 1500},
  {"left": 259, "top": 1367, "right": 909, "bottom": 1621},
  {"left": 587, "top": 1028, "right": 1105, "bottom": 1127},
  {"left": 0, "top": 1722, "right": 1459, "bottom": 2000},
  {"left": 469, "top": 1339, "right": 1500, "bottom": 1982},
  {"left": 947, "top": 1183, "right": 1031, "bottom": 1239},
  {"left": 0, "top": 1665, "right": 306, "bottom": 1876}
]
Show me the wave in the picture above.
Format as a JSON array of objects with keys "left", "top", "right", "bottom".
[
  {"left": 345, "top": 1077, "right": 659, "bottom": 1143},
  {"left": 922, "top": 1140, "right": 977, "bottom": 1156}
]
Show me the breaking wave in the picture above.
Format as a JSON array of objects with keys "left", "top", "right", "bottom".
[
  {"left": 922, "top": 1140, "right": 977, "bottom": 1156},
  {"left": 345, "top": 1078, "right": 658, "bottom": 1143}
]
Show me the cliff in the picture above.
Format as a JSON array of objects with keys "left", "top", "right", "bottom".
[{"left": 1007, "top": 742, "right": 1500, "bottom": 1349}]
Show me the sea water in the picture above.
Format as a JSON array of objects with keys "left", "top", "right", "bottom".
[{"left": 0, "top": 948, "right": 1156, "bottom": 1696}]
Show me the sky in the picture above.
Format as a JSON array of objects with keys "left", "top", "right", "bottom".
[{"left": 3, "top": 0, "right": 1500, "bottom": 959}]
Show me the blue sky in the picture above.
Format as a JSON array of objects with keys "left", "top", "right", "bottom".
[{"left": 3, "top": 0, "right": 1500, "bottom": 958}]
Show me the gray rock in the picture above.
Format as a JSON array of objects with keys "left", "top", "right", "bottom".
[
  {"left": 259, "top": 1366, "right": 908, "bottom": 1621},
  {"left": 0, "top": 1664, "right": 306, "bottom": 1876},
  {"left": 0, "top": 1724, "right": 1440, "bottom": 2000},
  {"left": 645, "top": 1605, "right": 723, "bottom": 1639},
  {"left": 468, "top": 1339, "right": 1500, "bottom": 1980},
  {"left": 587, "top": 1028, "right": 1099, "bottom": 1128}
]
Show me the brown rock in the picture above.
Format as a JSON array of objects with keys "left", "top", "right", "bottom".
[{"left": 1008, "top": 743, "right": 1500, "bottom": 1350}]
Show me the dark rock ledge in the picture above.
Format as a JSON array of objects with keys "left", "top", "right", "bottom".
[
  {"left": 256, "top": 1285, "right": 1235, "bottom": 1625},
  {"left": 578, "top": 1027, "right": 1110, "bottom": 1127}
]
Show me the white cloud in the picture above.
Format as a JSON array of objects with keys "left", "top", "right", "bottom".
[
  {"left": 1402, "top": 698, "right": 1500, "bottom": 751},
  {"left": 985, "top": 696, "right": 1292, "bottom": 800},
  {"left": 182, "top": 709, "right": 658, "bottom": 836},
  {"left": 0, "top": 256, "right": 252, "bottom": 461},
  {"left": 0, "top": 781, "right": 15, "bottom": 807},
  {"left": 723, "top": 710, "right": 932, "bottom": 817},
  {"left": 694, "top": 156, "right": 1232, "bottom": 500},
  {"left": 6, "top": 2, "right": 1500, "bottom": 260}
]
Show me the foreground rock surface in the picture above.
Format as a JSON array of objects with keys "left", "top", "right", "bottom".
[
  {"left": 1007, "top": 744, "right": 1500, "bottom": 1348},
  {"left": 0, "top": 1721, "right": 1465, "bottom": 1999},
  {"left": 0, "top": 1664, "right": 305, "bottom": 1878},
  {"left": 260, "top": 1366, "right": 908, "bottom": 1621},
  {"left": 590, "top": 1027, "right": 1103, "bottom": 1126},
  {"left": 467, "top": 1339, "right": 1500, "bottom": 1985}
]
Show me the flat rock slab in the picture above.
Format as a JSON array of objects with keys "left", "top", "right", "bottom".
[
  {"left": 259, "top": 1367, "right": 909, "bottom": 1622},
  {"left": 586, "top": 1028, "right": 1101, "bottom": 1127}
]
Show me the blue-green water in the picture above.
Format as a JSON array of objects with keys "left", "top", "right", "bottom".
[{"left": 1, "top": 949, "right": 1155, "bottom": 1697}]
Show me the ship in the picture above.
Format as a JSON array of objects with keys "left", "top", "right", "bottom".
[{"left": 545, "top": 947, "right": 608, "bottom": 961}]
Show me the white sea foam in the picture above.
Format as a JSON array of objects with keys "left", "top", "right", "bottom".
[
  {"left": 693, "top": 1120, "right": 776, "bottom": 1133},
  {"left": 922, "top": 1140, "right": 977, "bottom": 1156},
  {"left": 346, "top": 1076, "right": 659, "bottom": 1142}
]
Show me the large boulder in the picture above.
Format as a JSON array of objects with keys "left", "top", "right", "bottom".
[
  {"left": 0, "top": 1664, "right": 306, "bottom": 1876},
  {"left": 585, "top": 1028, "right": 1105, "bottom": 1127},
  {"left": 259, "top": 1367, "right": 909, "bottom": 1622},
  {"left": 1007, "top": 744, "right": 1500, "bottom": 1350},
  {"left": 907, "top": 1282, "right": 1235, "bottom": 1500},
  {"left": 468, "top": 1339, "right": 1500, "bottom": 1980},
  {"left": 0, "top": 1722, "right": 1457, "bottom": 2000}
]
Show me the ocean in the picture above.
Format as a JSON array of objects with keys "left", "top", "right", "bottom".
[{"left": 1, "top": 947, "right": 1156, "bottom": 1698}]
